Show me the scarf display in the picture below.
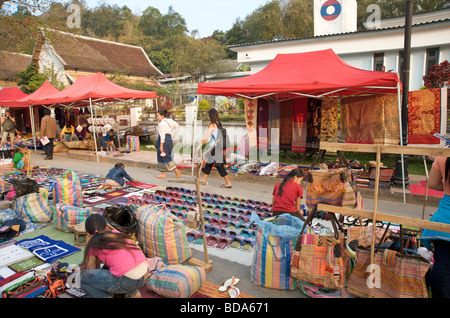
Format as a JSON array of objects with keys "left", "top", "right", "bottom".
[
  {"left": 244, "top": 98, "right": 258, "bottom": 150},
  {"left": 257, "top": 99, "right": 269, "bottom": 150},
  {"left": 306, "top": 98, "right": 322, "bottom": 149},
  {"left": 292, "top": 98, "right": 308, "bottom": 152},
  {"left": 267, "top": 101, "right": 280, "bottom": 153},
  {"left": 408, "top": 89, "right": 442, "bottom": 145},
  {"left": 320, "top": 99, "right": 339, "bottom": 142},
  {"left": 279, "top": 100, "right": 294, "bottom": 150}
]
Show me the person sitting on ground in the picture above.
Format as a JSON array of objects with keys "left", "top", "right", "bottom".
[
  {"left": 97, "top": 163, "right": 138, "bottom": 190},
  {"left": 80, "top": 214, "right": 148, "bottom": 298},
  {"left": 271, "top": 168, "right": 305, "bottom": 220},
  {"left": 11, "top": 146, "right": 29, "bottom": 171},
  {"left": 60, "top": 123, "right": 79, "bottom": 142},
  {"left": 104, "top": 129, "right": 117, "bottom": 154}
]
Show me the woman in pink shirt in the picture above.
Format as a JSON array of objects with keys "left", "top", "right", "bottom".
[{"left": 80, "top": 214, "right": 148, "bottom": 298}]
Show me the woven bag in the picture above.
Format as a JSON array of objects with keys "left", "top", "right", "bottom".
[
  {"left": 53, "top": 203, "right": 93, "bottom": 233},
  {"left": 290, "top": 208, "right": 349, "bottom": 290},
  {"left": 13, "top": 190, "right": 52, "bottom": 223},
  {"left": 136, "top": 205, "right": 191, "bottom": 264},
  {"left": 347, "top": 235, "right": 431, "bottom": 298},
  {"left": 51, "top": 171, "right": 83, "bottom": 208}
]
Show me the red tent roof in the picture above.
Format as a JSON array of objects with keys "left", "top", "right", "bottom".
[
  {"left": 30, "top": 72, "right": 157, "bottom": 107},
  {"left": 197, "top": 49, "right": 401, "bottom": 99},
  {"left": 0, "top": 87, "right": 28, "bottom": 104},
  {"left": 0, "top": 81, "right": 59, "bottom": 108}
]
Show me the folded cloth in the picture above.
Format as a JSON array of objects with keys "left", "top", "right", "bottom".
[{"left": 15, "top": 235, "right": 80, "bottom": 263}]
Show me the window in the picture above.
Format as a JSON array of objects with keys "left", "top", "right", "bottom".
[
  {"left": 426, "top": 47, "right": 440, "bottom": 75},
  {"left": 373, "top": 53, "right": 384, "bottom": 71}
]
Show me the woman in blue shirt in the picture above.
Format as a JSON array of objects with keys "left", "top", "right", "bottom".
[{"left": 97, "top": 163, "right": 138, "bottom": 190}]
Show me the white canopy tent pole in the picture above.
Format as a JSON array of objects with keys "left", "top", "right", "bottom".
[
  {"left": 89, "top": 96, "right": 99, "bottom": 163},
  {"left": 29, "top": 105, "right": 37, "bottom": 153},
  {"left": 397, "top": 82, "right": 406, "bottom": 204}
]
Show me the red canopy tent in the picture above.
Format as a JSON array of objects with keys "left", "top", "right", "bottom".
[
  {"left": 0, "top": 81, "right": 59, "bottom": 108},
  {"left": 30, "top": 72, "right": 157, "bottom": 107},
  {"left": 197, "top": 49, "right": 401, "bottom": 100},
  {"left": 0, "top": 87, "right": 28, "bottom": 104},
  {"left": 28, "top": 72, "right": 157, "bottom": 160}
]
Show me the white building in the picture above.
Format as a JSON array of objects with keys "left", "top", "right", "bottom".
[{"left": 229, "top": 6, "right": 450, "bottom": 92}]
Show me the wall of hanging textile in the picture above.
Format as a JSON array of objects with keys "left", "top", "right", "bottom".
[
  {"left": 320, "top": 99, "right": 338, "bottom": 142},
  {"left": 340, "top": 94, "right": 400, "bottom": 145},
  {"left": 292, "top": 98, "right": 308, "bottom": 153},
  {"left": 244, "top": 98, "right": 258, "bottom": 150},
  {"left": 408, "top": 88, "right": 442, "bottom": 145}
]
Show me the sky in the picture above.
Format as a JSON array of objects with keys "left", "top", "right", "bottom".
[{"left": 84, "top": 0, "right": 271, "bottom": 37}]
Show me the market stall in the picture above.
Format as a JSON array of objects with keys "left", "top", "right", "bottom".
[{"left": 5, "top": 73, "right": 157, "bottom": 162}]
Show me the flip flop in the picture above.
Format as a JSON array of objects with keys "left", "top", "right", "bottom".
[
  {"left": 218, "top": 276, "right": 240, "bottom": 292},
  {"left": 216, "top": 237, "right": 232, "bottom": 250},
  {"left": 228, "top": 286, "right": 240, "bottom": 298},
  {"left": 220, "top": 185, "right": 232, "bottom": 188}
]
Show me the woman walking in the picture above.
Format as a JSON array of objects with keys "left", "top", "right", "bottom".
[
  {"left": 196, "top": 108, "right": 232, "bottom": 188},
  {"left": 155, "top": 109, "right": 181, "bottom": 179}
]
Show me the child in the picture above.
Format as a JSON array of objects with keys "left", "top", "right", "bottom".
[
  {"left": 11, "top": 146, "right": 28, "bottom": 171},
  {"left": 272, "top": 168, "right": 304, "bottom": 220},
  {"left": 80, "top": 214, "right": 148, "bottom": 298}
]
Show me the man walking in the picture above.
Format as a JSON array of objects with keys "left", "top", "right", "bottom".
[{"left": 40, "top": 108, "right": 57, "bottom": 160}]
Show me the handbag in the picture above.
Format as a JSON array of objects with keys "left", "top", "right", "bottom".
[
  {"left": 51, "top": 171, "right": 83, "bottom": 207},
  {"left": 347, "top": 226, "right": 431, "bottom": 298},
  {"left": 13, "top": 190, "right": 53, "bottom": 223},
  {"left": 306, "top": 150, "right": 359, "bottom": 209},
  {"left": 290, "top": 207, "right": 350, "bottom": 291}
]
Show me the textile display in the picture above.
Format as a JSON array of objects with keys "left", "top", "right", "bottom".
[
  {"left": 126, "top": 135, "right": 140, "bottom": 152},
  {"left": 249, "top": 212, "right": 303, "bottom": 290},
  {"left": 52, "top": 170, "right": 83, "bottom": 208},
  {"left": 13, "top": 191, "right": 53, "bottom": 223},
  {"left": 16, "top": 234, "right": 81, "bottom": 263},
  {"left": 244, "top": 98, "right": 258, "bottom": 150},
  {"left": 136, "top": 205, "right": 191, "bottom": 264},
  {"left": 341, "top": 94, "right": 400, "bottom": 145},
  {"left": 257, "top": 98, "right": 269, "bottom": 150},
  {"left": 146, "top": 263, "right": 206, "bottom": 298},
  {"left": 346, "top": 225, "right": 389, "bottom": 248},
  {"left": 306, "top": 98, "right": 322, "bottom": 149},
  {"left": 320, "top": 99, "right": 338, "bottom": 142},
  {"left": 347, "top": 245, "right": 431, "bottom": 298},
  {"left": 53, "top": 203, "right": 93, "bottom": 233},
  {"left": 306, "top": 168, "right": 358, "bottom": 209},
  {"left": 290, "top": 212, "right": 349, "bottom": 290},
  {"left": 267, "top": 101, "right": 280, "bottom": 152},
  {"left": 279, "top": 100, "right": 293, "bottom": 150},
  {"left": 292, "top": 98, "right": 308, "bottom": 152},
  {"left": 408, "top": 89, "right": 441, "bottom": 144},
  {"left": 0, "top": 244, "right": 33, "bottom": 268}
]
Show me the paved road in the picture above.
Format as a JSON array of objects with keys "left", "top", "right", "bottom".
[{"left": 28, "top": 151, "right": 438, "bottom": 299}]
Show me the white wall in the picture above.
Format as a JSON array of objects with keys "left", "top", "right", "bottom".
[{"left": 39, "top": 42, "right": 69, "bottom": 86}]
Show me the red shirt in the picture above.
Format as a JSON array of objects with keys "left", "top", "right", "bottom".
[{"left": 272, "top": 180, "right": 303, "bottom": 213}]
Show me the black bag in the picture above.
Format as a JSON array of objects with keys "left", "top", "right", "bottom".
[
  {"left": 8, "top": 178, "right": 39, "bottom": 198},
  {"left": 103, "top": 205, "right": 139, "bottom": 236},
  {"left": 3, "top": 117, "right": 15, "bottom": 132}
]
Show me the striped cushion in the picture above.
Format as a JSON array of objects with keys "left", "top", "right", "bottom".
[{"left": 146, "top": 264, "right": 206, "bottom": 298}]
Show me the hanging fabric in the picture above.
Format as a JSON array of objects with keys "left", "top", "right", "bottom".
[
  {"left": 320, "top": 99, "right": 338, "bottom": 142},
  {"left": 408, "top": 88, "right": 441, "bottom": 144},
  {"left": 267, "top": 100, "right": 280, "bottom": 152},
  {"left": 279, "top": 100, "right": 294, "bottom": 150},
  {"left": 244, "top": 98, "right": 258, "bottom": 150},
  {"left": 257, "top": 98, "right": 269, "bottom": 150},
  {"left": 306, "top": 98, "right": 322, "bottom": 149},
  {"left": 292, "top": 98, "right": 308, "bottom": 153}
]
